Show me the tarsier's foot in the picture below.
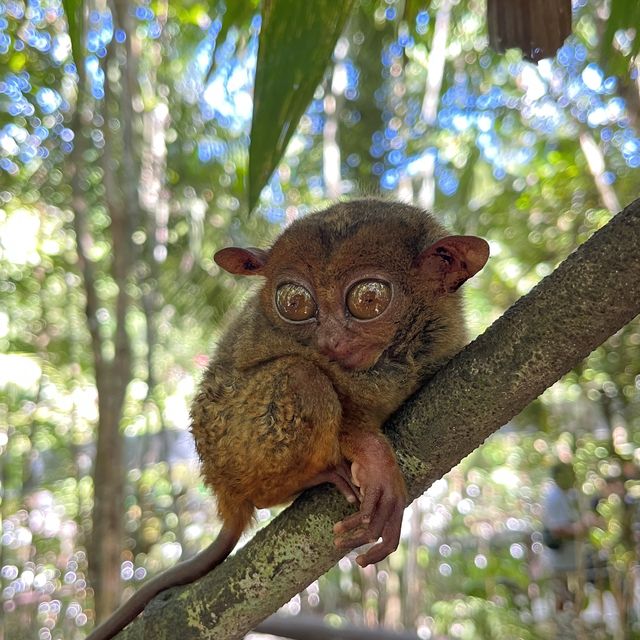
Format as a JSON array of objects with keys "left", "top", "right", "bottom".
[
  {"left": 333, "top": 455, "right": 407, "bottom": 566},
  {"left": 303, "top": 459, "right": 361, "bottom": 505}
]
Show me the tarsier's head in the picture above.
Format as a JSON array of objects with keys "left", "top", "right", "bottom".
[{"left": 215, "top": 200, "right": 489, "bottom": 371}]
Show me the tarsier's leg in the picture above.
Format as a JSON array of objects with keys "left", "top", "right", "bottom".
[
  {"left": 334, "top": 428, "right": 408, "bottom": 566},
  {"left": 209, "top": 356, "right": 358, "bottom": 509},
  {"left": 266, "top": 359, "right": 360, "bottom": 504}
]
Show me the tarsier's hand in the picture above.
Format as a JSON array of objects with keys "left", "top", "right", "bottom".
[{"left": 333, "top": 433, "right": 407, "bottom": 566}]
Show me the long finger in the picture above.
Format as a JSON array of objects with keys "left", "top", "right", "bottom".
[
  {"left": 356, "top": 503, "right": 404, "bottom": 566},
  {"left": 333, "top": 482, "right": 383, "bottom": 535},
  {"left": 329, "top": 473, "right": 360, "bottom": 504},
  {"left": 336, "top": 490, "right": 396, "bottom": 550},
  {"left": 333, "top": 461, "right": 362, "bottom": 501}
]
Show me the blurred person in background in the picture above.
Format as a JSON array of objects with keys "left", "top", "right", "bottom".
[{"left": 542, "top": 462, "right": 591, "bottom": 613}]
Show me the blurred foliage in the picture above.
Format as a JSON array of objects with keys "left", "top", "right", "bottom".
[
  {"left": 1, "top": 0, "right": 640, "bottom": 638},
  {"left": 249, "top": 0, "right": 355, "bottom": 209}
]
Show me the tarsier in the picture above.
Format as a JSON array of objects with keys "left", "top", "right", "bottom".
[{"left": 88, "top": 199, "right": 489, "bottom": 639}]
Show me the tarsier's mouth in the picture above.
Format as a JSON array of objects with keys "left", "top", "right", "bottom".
[{"left": 331, "top": 348, "right": 382, "bottom": 371}]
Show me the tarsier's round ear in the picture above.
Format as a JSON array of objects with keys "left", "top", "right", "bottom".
[
  {"left": 214, "top": 247, "right": 269, "bottom": 276},
  {"left": 414, "top": 235, "right": 489, "bottom": 294}
]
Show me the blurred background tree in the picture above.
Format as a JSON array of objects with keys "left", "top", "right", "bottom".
[{"left": 0, "top": 0, "right": 639, "bottom": 639}]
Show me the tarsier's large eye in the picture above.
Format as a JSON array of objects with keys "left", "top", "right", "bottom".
[
  {"left": 275, "top": 283, "right": 317, "bottom": 322},
  {"left": 346, "top": 280, "right": 391, "bottom": 320}
]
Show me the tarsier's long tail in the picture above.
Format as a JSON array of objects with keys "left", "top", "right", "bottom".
[{"left": 86, "top": 520, "right": 244, "bottom": 640}]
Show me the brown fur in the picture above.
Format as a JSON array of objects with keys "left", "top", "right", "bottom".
[{"left": 88, "top": 199, "right": 488, "bottom": 639}]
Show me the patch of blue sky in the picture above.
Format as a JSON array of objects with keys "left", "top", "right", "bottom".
[
  {"left": 388, "top": 40, "right": 403, "bottom": 58},
  {"left": 3, "top": 71, "right": 31, "bottom": 94},
  {"left": 492, "top": 166, "right": 506, "bottom": 180},
  {"left": 514, "top": 146, "right": 535, "bottom": 166},
  {"left": 381, "top": 46, "right": 393, "bottom": 68},
  {"left": 383, "top": 124, "right": 398, "bottom": 140},
  {"left": 0, "top": 157, "right": 19, "bottom": 173},
  {"left": 267, "top": 177, "right": 285, "bottom": 206},
  {"left": 134, "top": 6, "right": 155, "bottom": 21},
  {"left": 59, "top": 128, "right": 74, "bottom": 142},
  {"left": 406, "top": 149, "right": 436, "bottom": 177},
  {"left": 557, "top": 40, "right": 587, "bottom": 71},
  {"left": 370, "top": 141, "right": 385, "bottom": 159},
  {"left": 477, "top": 133, "right": 498, "bottom": 162},
  {"left": 388, "top": 149, "right": 404, "bottom": 166},
  {"left": 416, "top": 10, "right": 429, "bottom": 35},
  {"left": 621, "top": 138, "right": 640, "bottom": 169},
  {"left": 198, "top": 27, "right": 257, "bottom": 132},
  {"left": 380, "top": 168, "right": 399, "bottom": 190},
  {"left": 33, "top": 125, "right": 48, "bottom": 140},
  {"left": 601, "top": 171, "right": 616, "bottom": 185},
  {"left": 343, "top": 60, "right": 359, "bottom": 90},
  {"left": 19, "top": 144, "right": 37, "bottom": 162},
  {"left": 306, "top": 175, "right": 323, "bottom": 190},
  {"left": 8, "top": 96, "right": 34, "bottom": 117},
  {"left": 398, "top": 31, "right": 413, "bottom": 49},
  {"left": 602, "top": 76, "right": 617, "bottom": 94},
  {"left": 25, "top": 0, "right": 44, "bottom": 22},
  {"left": 346, "top": 153, "right": 360, "bottom": 168},
  {"left": 0, "top": 32, "right": 10, "bottom": 55},
  {"left": 525, "top": 100, "right": 566, "bottom": 134},
  {"left": 436, "top": 166, "right": 459, "bottom": 196},
  {"left": 581, "top": 63, "right": 604, "bottom": 92},
  {"left": 87, "top": 12, "right": 113, "bottom": 55},
  {"left": 22, "top": 23, "right": 52, "bottom": 52},
  {"left": 85, "top": 54, "right": 105, "bottom": 99},
  {"left": 265, "top": 206, "right": 285, "bottom": 223},
  {"left": 600, "top": 127, "right": 613, "bottom": 142},
  {"left": 4, "top": 1, "right": 25, "bottom": 19},
  {"left": 50, "top": 33, "right": 70, "bottom": 63},
  {"left": 197, "top": 137, "right": 226, "bottom": 163},
  {"left": 36, "top": 87, "right": 61, "bottom": 114},
  {"left": 477, "top": 86, "right": 507, "bottom": 110},
  {"left": 0, "top": 128, "right": 20, "bottom": 156}
]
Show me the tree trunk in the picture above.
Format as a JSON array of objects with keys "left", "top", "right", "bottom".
[
  {"left": 68, "top": 0, "right": 139, "bottom": 620},
  {"left": 117, "top": 196, "right": 640, "bottom": 640}
]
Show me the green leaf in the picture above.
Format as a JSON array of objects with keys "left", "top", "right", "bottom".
[
  {"left": 248, "top": 0, "right": 356, "bottom": 211},
  {"left": 62, "top": 0, "right": 84, "bottom": 69},
  {"left": 204, "top": 0, "right": 260, "bottom": 81},
  {"left": 600, "top": 0, "right": 640, "bottom": 75}
]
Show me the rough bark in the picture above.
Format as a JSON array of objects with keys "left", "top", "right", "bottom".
[{"left": 118, "top": 197, "right": 640, "bottom": 639}]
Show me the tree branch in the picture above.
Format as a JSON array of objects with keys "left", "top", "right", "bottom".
[{"left": 119, "top": 197, "right": 640, "bottom": 640}]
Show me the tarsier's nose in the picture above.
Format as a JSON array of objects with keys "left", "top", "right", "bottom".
[
  {"left": 318, "top": 336, "right": 351, "bottom": 361},
  {"left": 317, "top": 323, "right": 353, "bottom": 361}
]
